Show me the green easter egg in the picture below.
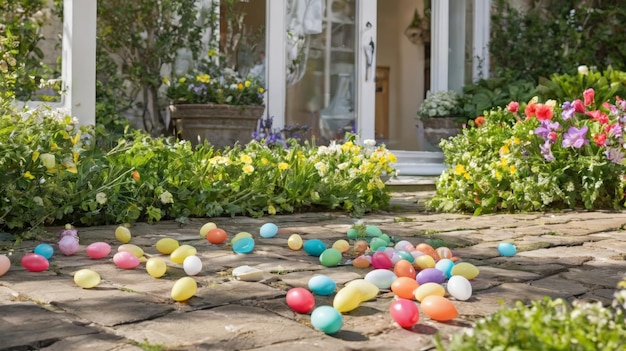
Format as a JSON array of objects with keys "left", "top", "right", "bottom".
[
  {"left": 319, "top": 248, "right": 342, "bottom": 267},
  {"left": 365, "top": 225, "right": 382, "bottom": 237}
]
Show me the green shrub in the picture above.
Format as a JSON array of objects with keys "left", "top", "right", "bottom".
[
  {"left": 462, "top": 77, "right": 536, "bottom": 119},
  {"left": 536, "top": 66, "right": 626, "bottom": 104}
]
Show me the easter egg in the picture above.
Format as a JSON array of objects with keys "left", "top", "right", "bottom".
[
  {"left": 34, "top": 243, "right": 54, "bottom": 259},
  {"left": 365, "top": 225, "right": 382, "bottom": 237},
  {"left": 451, "top": 262, "right": 480, "bottom": 280},
  {"left": 447, "top": 275, "right": 472, "bottom": 301},
  {"left": 364, "top": 269, "right": 397, "bottom": 289},
  {"left": 415, "top": 243, "right": 440, "bottom": 261},
  {"left": 113, "top": 251, "right": 140, "bottom": 269},
  {"left": 498, "top": 242, "right": 517, "bottom": 257},
  {"left": 199, "top": 222, "right": 217, "bottom": 237},
  {"left": 58, "top": 236, "right": 79, "bottom": 256},
  {"left": 118, "top": 244, "right": 144, "bottom": 258},
  {"left": 21, "top": 253, "right": 49, "bottom": 272},
  {"left": 170, "top": 245, "right": 197, "bottom": 264},
  {"left": 114, "top": 225, "right": 131, "bottom": 243},
  {"left": 371, "top": 251, "right": 393, "bottom": 270},
  {"left": 369, "top": 237, "right": 387, "bottom": 251},
  {"left": 352, "top": 255, "right": 371, "bottom": 268},
  {"left": 345, "top": 279, "right": 379, "bottom": 301},
  {"left": 171, "top": 277, "right": 197, "bottom": 301},
  {"left": 146, "top": 257, "right": 167, "bottom": 278},
  {"left": 183, "top": 255, "right": 203, "bottom": 276},
  {"left": 311, "top": 306, "right": 343, "bottom": 334},
  {"left": 435, "top": 258, "right": 455, "bottom": 278},
  {"left": 333, "top": 285, "right": 363, "bottom": 312},
  {"left": 346, "top": 227, "right": 359, "bottom": 240},
  {"left": 231, "top": 232, "right": 252, "bottom": 245},
  {"left": 73, "top": 269, "right": 101, "bottom": 289},
  {"left": 391, "top": 277, "right": 420, "bottom": 299},
  {"left": 308, "top": 275, "right": 337, "bottom": 296},
  {"left": 86, "top": 242, "right": 111, "bottom": 259},
  {"left": 414, "top": 254, "right": 436, "bottom": 270},
  {"left": 414, "top": 282, "right": 445, "bottom": 302},
  {"left": 259, "top": 223, "right": 278, "bottom": 238},
  {"left": 379, "top": 234, "right": 391, "bottom": 245},
  {"left": 395, "top": 250, "right": 415, "bottom": 263},
  {"left": 155, "top": 238, "right": 179, "bottom": 254},
  {"left": 303, "top": 239, "right": 327, "bottom": 257},
  {"left": 332, "top": 239, "right": 350, "bottom": 253},
  {"left": 421, "top": 295, "right": 458, "bottom": 322},
  {"left": 0, "top": 254, "right": 11, "bottom": 276},
  {"left": 394, "top": 260, "right": 417, "bottom": 279},
  {"left": 353, "top": 240, "right": 369, "bottom": 255},
  {"left": 232, "top": 237, "right": 255, "bottom": 254},
  {"left": 395, "top": 240, "right": 414, "bottom": 252},
  {"left": 206, "top": 228, "right": 227, "bottom": 244},
  {"left": 287, "top": 234, "right": 303, "bottom": 250},
  {"left": 286, "top": 287, "right": 315, "bottom": 313},
  {"left": 416, "top": 268, "right": 446, "bottom": 285},
  {"left": 319, "top": 248, "right": 342, "bottom": 267},
  {"left": 436, "top": 246, "right": 453, "bottom": 260},
  {"left": 389, "top": 298, "right": 420, "bottom": 328}
]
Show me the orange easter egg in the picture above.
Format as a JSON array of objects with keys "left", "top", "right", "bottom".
[
  {"left": 415, "top": 243, "right": 440, "bottom": 261},
  {"left": 436, "top": 247, "right": 453, "bottom": 260},
  {"left": 352, "top": 255, "right": 371, "bottom": 268},
  {"left": 421, "top": 295, "right": 458, "bottom": 322},
  {"left": 391, "top": 277, "right": 420, "bottom": 299},
  {"left": 353, "top": 240, "right": 369, "bottom": 255},
  {"left": 393, "top": 260, "right": 416, "bottom": 279}
]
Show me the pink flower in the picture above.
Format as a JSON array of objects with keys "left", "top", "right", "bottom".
[
  {"left": 583, "top": 88, "right": 595, "bottom": 106},
  {"left": 507, "top": 101, "right": 519, "bottom": 113},
  {"left": 535, "top": 104, "right": 554, "bottom": 121},
  {"left": 586, "top": 110, "right": 609, "bottom": 125}
]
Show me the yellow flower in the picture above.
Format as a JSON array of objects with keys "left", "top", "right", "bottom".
[
  {"left": 23, "top": 171, "right": 35, "bottom": 180},
  {"left": 73, "top": 151, "right": 79, "bottom": 164},
  {"left": 178, "top": 77, "right": 187, "bottom": 83},
  {"left": 278, "top": 162, "right": 289, "bottom": 171},
  {"left": 32, "top": 151, "right": 40, "bottom": 162},
  {"left": 237, "top": 83, "right": 244, "bottom": 90},
  {"left": 196, "top": 74, "right": 210, "bottom": 83},
  {"left": 66, "top": 166, "right": 78, "bottom": 174},
  {"left": 70, "top": 132, "right": 81, "bottom": 146},
  {"left": 240, "top": 154, "right": 252, "bottom": 164},
  {"left": 498, "top": 157, "right": 509, "bottom": 168},
  {"left": 463, "top": 173, "right": 470, "bottom": 180},
  {"left": 499, "top": 144, "right": 510, "bottom": 155},
  {"left": 509, "top": 165, "right": 516, "bottom": 174},
  {"left": 341, "top": 141, "right": 354, "bottom": 153},
  {"left": 512, "top": 137, "right": 520, "bottom": 144},
  {"left": 268, "top": 204, "right": 276, "bottom": 215},
  {"left": 244, "top": 80, "right": 251, "bottom": 88},
  {"left": 494, "top": 170, "right": 502, "bottom": 181},
  {"left": 454, "top": 164, "right": 466, "bottom": 175},
  {"left": 258, "top": 87, "right": 265, "bottom": 94},
  {"left": 261, "top": 157, "right": 269, "bottom": 165},
  {"left": 50, "top": 142, "right": 58, "bottom": 151},
  {"left": 208, "top": 49, "right": 218, "bottom": 57},
  {"left": 243, "top": 164, "right": 254, "bottom": 174},
  {"left": 40, "top": 153, "right": 56, "bottom": 170},
  {"left": 162, "top": 77, "right": 170, "bottom": 86}
]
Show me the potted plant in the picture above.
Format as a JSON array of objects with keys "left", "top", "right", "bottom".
[{"left": 416, "top": 90, "right": 465, "bottom": 150}]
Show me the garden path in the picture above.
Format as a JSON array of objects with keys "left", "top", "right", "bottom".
[{"left": 1, "top": 190, "right": 625, "bottom": 350}]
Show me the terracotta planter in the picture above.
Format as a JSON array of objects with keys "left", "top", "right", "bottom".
[
  {"left": 416, "top": 117, "right": 465, "bottom": 150},
  {"left": 169, "top": 104, "right": 265, "bottom": 148}
]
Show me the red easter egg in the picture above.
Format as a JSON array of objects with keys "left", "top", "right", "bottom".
[
  {"left": 21, "top": 253, "right": 49, "bottom": 272},
  {"left": 393, "top": 260, "right": 416, "bottom": 278},
  {"left": 286, "top": 287, "right": 315, "bottom": 314},
  {"left": 391, "top": 277, "right": 420, "bottom": 299},
  {"left": 421, "top": 295, "right": 458, "bottom": 322},
  {"left": 206, "top": 228, "right": 227, "bottom": 244},
  {"left": 371, "top": 251, "right": 393, "bottom": 270},
  {"left": 86, "top": 242, "right": 112, "bottom": 259},
  {"left": 389, "top": 298, "right": 419, "bottom": 328},
  {"left": 113, "top": 251, "right": 140, "bottom": 269}
]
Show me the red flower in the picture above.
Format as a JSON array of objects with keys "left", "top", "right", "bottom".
[
  {"left": 535, "top": 104, "right": 554, "bottom": 121},
  {"left": 524, "top": 103, "right": 537, "bottom": 119},
  {"left": 572, "top": 99, "right": 586, "bottom": 113},
  {"left": 548, "top": 131, "right": 558, "bottom": 142},
  {"left": 594, "top": 133, "right": 607, "bottom": 146},
  {"left": 583, "top": 88, "right": 595, "bottom": 106},
  {"left": 586, "top": 110, "right": 609, "bottom": 124},
  {"left": 474, "top": 116, "right": 486, "bottom": 127},
  {"left": 507, "top": 101, "right": 519, "bottom": 113},
  {"left": 131, "top": 170, "right": 140, "bottom": 181}
]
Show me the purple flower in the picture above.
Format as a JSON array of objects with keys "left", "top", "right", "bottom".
[
  {"left": 561, "top": 101, "right": 575, "bottom": 120},
  {"left": 562, "top": 126, "right": 589, "bottom": 148},
  {"left": 535, "top": 120, "right": 560, "bottom": 141},
  {"left": 605, "top": 147, "right": 624, "bottom": 164},
  {"left": 540, "top": 140, "right": 555, "bottom": 162},
  {"left": 606, "top": 124, "right": 622, "bottom": 137}
]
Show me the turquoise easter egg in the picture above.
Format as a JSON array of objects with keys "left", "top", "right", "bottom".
[
  {"left": 303, "top": 239, "right": 327, "bottom": 257},
  {"left": 311, "top": 306, "right": 343, "bottom": 334},
  {"left": 435, "top": 258, "right": 455, "bottom": 278},
  {"left": 396, "top": 250, "right": 415, "bottom": 263},
  {"left": 34, "top": 243, "right": 54, "bottom": 259},
  {"left": 308, "top": 275, "right": 337, "bottom": 296},
  {"left": 233, "top": 237, "right": 255, "bottom": 254},
  {"left": 259, "top": 223, "right": 278, "bottom": 238},
  {"left": 498, "top": 242, "right": 517, "bottom": 257}
]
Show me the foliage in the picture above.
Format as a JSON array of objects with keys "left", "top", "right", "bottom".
[
  {"left": 490, "top": 0, "right": 626, "bottom": 81},
  {"left": 417, "top": 90, "right": 464, "bottom": 118},
  {"left": 536, "top": 65, "right": 626, "bottom": 104},
  {"left": 0, "top": 103, "right": 396, "bottom": 237},
  {"left": 461, "top": 77, "right": 536, "bottom": 119},
  {"left": 437, "top": 280, "right": 626, "bottom": 350},
  {"left": 165, "top": 52, "right": 265, "bottom": 106},
  {"left": 428, "top": 88, "right": 626, "bottom": 214}
]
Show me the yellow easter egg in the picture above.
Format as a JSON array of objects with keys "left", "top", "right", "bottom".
[
  {"left": 231, "top": 232, "right": 253, "bottom": 246},
  {"left": 146, "top": 257, "right": 167, "bottom": 278},
  {"left": 287, "top": 234, "right": 303, "bottom": 250},
  {"left": 414, "top": 254, "right": 436, "bottom": 270},
  {"left": 414, "top": 282, "right": 445, "bottom": 302},
  {"left": 118, "top": 244, "right": 144, "bottom": 258},
  {"left": 333, "top": 285, "right": 363, "bottom": 313},
  {"left": 451, "top": 262, "right": 480, "bottom": 280},
  {"left": 345, "top": 279, "right": 379, "bottom": 301},
  {"left": 332, "top": 239, "right": 350, "bottom": 253},
  {"left": 156, "top": 238, "right": 180, "bottom": 254},
  {"left": 199, "top": 222, "right": 217, "bottom": 237},
  {"left": 170, "top": 245, "right": 197, "bottom": 264},
  {"left": 115, "top": 225, "right": 131, "bottom": 243},
  {"left": 74, "top": 269, "right": 101, "bottom": 289},
  {"left": 171, "top": 277, "right": 197, "bottom": 301}
]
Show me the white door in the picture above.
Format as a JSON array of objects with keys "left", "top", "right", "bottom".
[{"left": 267, "top": 0, "right": 376, "bottom": 144}]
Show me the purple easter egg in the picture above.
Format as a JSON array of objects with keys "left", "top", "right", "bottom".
[
  {"left": 416, "top": 267, "right": 446, "bottom": 285},
  {"left": 58, "top": 236, "right": 79, "bottom": 256},
  {"left": 371, "top": 251, "right": 393, "bottom": 270}
]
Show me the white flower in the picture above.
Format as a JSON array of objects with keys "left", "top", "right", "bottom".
[
  {"left": 577, "top": 65, "right": 589, "bottom": 75},
  {"left": 33, "top": 196, "right": 44, "bottom": 206},
  {"left": 96, "top": 192, "right": 107, "bottom": 205},
  {"left": 159, "top": 191, "right": 174, "bottom": 204},
  {"left": 363, "top": 139, "right": 376, "bottom": 147}
]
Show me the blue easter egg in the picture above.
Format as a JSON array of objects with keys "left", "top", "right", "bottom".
[
  {"left": 310, "top": 306, "right": 343, "bottom": 334},
  {"left": 232, "top": 237, "right": 255, "bottom": 254},
  {"left": 34, "top": 243, "right": 54, "bottom": 259},
  {"left": 303, "top": 239, "right": 327, "bottom": 257},
  {"left": 259, "top": 223, "right": 278, "bottom": 238},
  {"left": 308, "top": 275, "right": 337, "bottom": 296},
  {"left": 435, "top": 258, "right": 455, "bottom": 278},
  {"left": 498, "top": 242, "right": 517, "bottom": 257}
]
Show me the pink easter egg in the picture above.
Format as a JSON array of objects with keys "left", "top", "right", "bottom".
[
  {"left": 21, "top": 253, "right": 49, "bottom": 272},
  {"left": 58, "top": 236, "right": 79, "bottom": 256},
  {"left": 86, "top": 242, "right": 112, "bottom": 259},
  {"left": 286, "top": 287, "right": 316, "bottom": 314},
  {"left": 371, "top": 251, "right": 393, "bottom": 270},
  {"left": 389, "top": 298, "right": 420, "bottom": 328},
  {"left": 113, "top": 251, "right": 140, "bottom": 269}
]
